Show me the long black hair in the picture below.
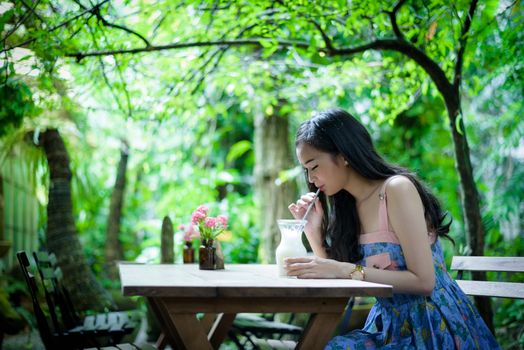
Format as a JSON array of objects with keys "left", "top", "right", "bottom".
[{"left": 295, "top": 108, "right": 453, "bottom": 263}]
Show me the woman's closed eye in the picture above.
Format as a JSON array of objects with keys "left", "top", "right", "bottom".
[{"left": 303, "top": 165, "right": 318, "bottom": 173}]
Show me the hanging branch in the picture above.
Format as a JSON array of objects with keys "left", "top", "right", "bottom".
[
  {"left": 72, "top": 0, "right": 150, "bottom": 47},
  {"left": 453, "top": 0, "right": 478, "bottom": 89},
  {"left": 112, "top": 57, "right": 133, "bottom": 118},
  {"left": 91, "top": 7, "right": 151, "bottom": 47},
  {"left": 98, "top": 57, "right": 127, "bottom": 115},
  {"left": 384, "top": 0, "right": 408, "bottom": 40},
  {"left": 151, "top": 2, "right": 189, "bottom": 36},
  {"left": 20, "top": 0, "right": 45, "bottom": 24},
  {"left": 175, "top": 21, "right": 260, "bottom": 96},
  {"left": 175, "top": 48, "right": 223, "bottom": 92},
  {"left": 1, "top": 0, "right": 110, "bottom": 54},
  {"left": 190, "top": 47, "right": 228, "bottom": 95},
  {"left": 98, "top": 19, "right": 150, "bottom": 47},
  {"left": 84, "top": 17, "right": 126, "bottom": 115},
  {"left": 65, "top": 35, "right": 452, "bottom": 103},
  {"left": 2, "top": 49, "right": 8, "bottom": 84},
  {"left": 311, "top": 19, "right": 334, "bottom": 52},
  {"left": 94, "top": 18, "right": 134, "bottom": 118},
  {"left": 205, "top": 0, "right": 222, "bottom": 32},
  {"left": 2, "top": 0, "right": 42, "bottom": 43},
  {"left": 44, "top": 0, "right": 477, "bottom": 109}
]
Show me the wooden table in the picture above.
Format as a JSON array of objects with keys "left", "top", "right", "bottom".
[{"left": 119, "top": 263, "right": 392, "bottom": 350}]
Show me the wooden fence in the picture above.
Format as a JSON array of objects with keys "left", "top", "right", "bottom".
[{"left": 0, "top": 152, "right": 40, "bottom": 271}]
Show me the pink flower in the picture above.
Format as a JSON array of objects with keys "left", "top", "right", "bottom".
[
  {"left": 205, "top": 217, "right": 216, "bottom": 228},
  {"left": 190, "top": 204, "right": 228, "bottom": 241},
  {"left": 183, "top": 224, "right": 200, "bottom": 241},
  {"left": 196, "top": 205, "right": 209, "bottom": 215},
  {"left": 216, "top": 215, "right": 228, "bottom": 228},
  {"left": 191, "top": 210, "right": 206, "bottom": 224},
  {"left": 178, "top": 224, "right": 185, "bottom": 231}
]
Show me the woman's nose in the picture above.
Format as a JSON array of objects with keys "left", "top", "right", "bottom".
[{"left": 308, "top": 172, "right": 314, "bottom": 183}]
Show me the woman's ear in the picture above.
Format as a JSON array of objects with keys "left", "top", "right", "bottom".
[{"left": 336, "top": 153, "right": 349, "bottom": 167}]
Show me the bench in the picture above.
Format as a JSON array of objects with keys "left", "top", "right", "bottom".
[{"left": 450, "top": 256, "right": 524, "bottom": 299}]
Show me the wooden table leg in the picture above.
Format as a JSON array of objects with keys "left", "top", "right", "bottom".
[
  {"left": 209, "top": 313, "right": 236, "bottom": 349},
  {"left": 155, "top": 311, "right": 236, "bottom": 350},
  {"left": 155, "top": 333, "right": 168, "bottom": 350},
  {"left": 148, "top": 297, "right": 184, "bottom": 349},
  {"left": 201, "top": 313, "right": 217, "bottom": 334},
  {"left": 165, "top": 313, "right": 214, "bottom": 350},
  {"left": 296, "top": 312, "right": 343, "bottom": 350}
]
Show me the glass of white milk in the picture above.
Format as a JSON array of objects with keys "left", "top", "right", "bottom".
[{"left": 275, "top": 219, "right": 307, "bottom": 277}]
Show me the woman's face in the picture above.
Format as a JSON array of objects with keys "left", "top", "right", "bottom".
[{"left": 296, "top": 143, "right": 349, "bottom": 196}]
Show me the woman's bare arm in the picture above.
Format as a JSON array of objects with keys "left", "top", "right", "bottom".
[{"left": 286, "top": 176, "right": 435, "bottom": 296}]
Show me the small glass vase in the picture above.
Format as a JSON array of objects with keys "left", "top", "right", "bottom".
[
  {"left": 183, "top": 241, "right": 195, "bottom": 263},
  {"left": 199, "top": 239, "right": 216, "bottom": 270}
]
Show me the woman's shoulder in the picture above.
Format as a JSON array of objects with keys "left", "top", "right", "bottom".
[{"left": 383, "top": 175, "right": 418, "bottom": 199}]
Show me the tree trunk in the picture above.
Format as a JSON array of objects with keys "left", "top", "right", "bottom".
[
  {"left": 253, "top": 105, "right": 297, "bottom": 263},
  {"left": 0, "top": 176, "right": 4, "bottom": 241},
  {"left": 40, "top": 129, "right": 115, "bottom": 311},
  {"left": 104, "top": 141, "right": 129, "bottom": 278},
  {"left": 160, "top": 216, "right": 174, "bottom": 264},
  {"left": 445, "top": 92, "right": 493, "bottom": 331}
]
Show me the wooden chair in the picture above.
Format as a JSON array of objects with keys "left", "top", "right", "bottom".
[
  {"left": 230, "top": 298, "right": 357, "bottom": 350},
  {"left": 16, "top": 251, "right": 99, "bottom": 349},
  {"left": 450, "top": 256, "right": 524, "bottom": 299},
  {"left": 228, "top": 313, "right": 303, "bottom": 349},
  {"left": 32, "top": 251, "right": 136, "bottom": 342}
]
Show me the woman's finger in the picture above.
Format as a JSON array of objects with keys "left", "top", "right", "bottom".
[
  {"left": 288, "top": 203, "right": 299, "bottom": 213},
  {"left": 285, "top": 257, "right": 313, "bottom": 264},
  {"left": 301, "top": 193, "right": 317, "bottom": 202},
  {"left": 300, "top": 195, "right": 312, "bottom": 202},
  {"left": 286, "top": 266, "right": 312, "bottom": 276},
  {"left": 296, "top": 199, "right": 308, "bottom": 207},
  {"left": 285, "top": 262, "right": 313, "bottom": 272}
]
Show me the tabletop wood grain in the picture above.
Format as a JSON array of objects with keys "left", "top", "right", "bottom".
[{"left": 119, "top": 263, "right": 392, "bottom": 298}]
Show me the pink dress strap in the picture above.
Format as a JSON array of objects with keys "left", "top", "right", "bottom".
[
  {"left": 359, "top": 176, "right": 402, "bottom": 245},
  {"left": 360, "top": 175, "right": 437, "bottom": 245},
  {"left": 378, "top": 175, "right": 402, "bottom": 232}
]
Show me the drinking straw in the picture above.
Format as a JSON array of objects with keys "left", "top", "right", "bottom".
[{"left": 299, "top": 188, "right": 321, "bottom": 230}]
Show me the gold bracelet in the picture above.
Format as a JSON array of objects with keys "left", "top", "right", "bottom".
[{"left": 349, "top": 264, "right": 365, "bottom": 281}]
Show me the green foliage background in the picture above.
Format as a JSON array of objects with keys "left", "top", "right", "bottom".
[{"left": 1, "top": 0, "right": 523, "bottom": 347}]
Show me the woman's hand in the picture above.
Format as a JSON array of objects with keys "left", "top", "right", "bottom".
[
  {"left": 288, "top": 192, "right": 323, "bottom": 242},
  {"left": 284, "top": 256, "right": 347, "bottom": 279}
]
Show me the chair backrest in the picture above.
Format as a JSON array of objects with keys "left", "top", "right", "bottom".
[
  {"left": 19, "top": 251, "right": 127, "bottom": 350},
  {"left": 451, "top": 256, "right": 524, "bottom": 274},
  {"left": 450, "top": 256, "right": 524, "bottom": 299},
  {"left": 16, "top": 251, "right": 56, "bottom": 349},
  {"left": 33, "top": 251, "right": 81, "bottom": 328}
]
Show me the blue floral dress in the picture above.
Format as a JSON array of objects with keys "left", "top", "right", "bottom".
[{"left": 326, "top": 178, "right": 500, "bottom": 350}]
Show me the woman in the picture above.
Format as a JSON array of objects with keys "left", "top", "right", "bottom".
[{"left": 286, "top": 108, "right": 500, "bottom": 349}]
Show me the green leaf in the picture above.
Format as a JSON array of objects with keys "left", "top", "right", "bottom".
[
  {"left": 226, "top": 140, "right": 252, "bottom": 163},
  {"left": 259, "top": 39, "right": 273, "bottom": 48},
  {"left": 0, "top": 8, "right": 14, "bottom": 33},
  {"left": 455, "top": 113, "right": 464, "bottom": 135}
]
